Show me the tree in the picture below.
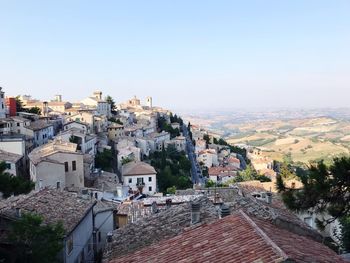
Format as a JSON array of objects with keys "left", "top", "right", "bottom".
[
  {"left": 15, "top": 96, "right": 25, "bottom": 112},
  {"left": 8, "top": 213, "right": 65, "bottom": 263},
  {"left": 203, "top": 134, "right": 210, "bottom": 146},
  {"left": 121, "top": 157, "right": 133, "bottom": 165},
  {"left": 276, "top": 156, "right": 350, "bottom": 251},
  {"left": 27, "top": 107, "right": 41, "bottom": 115},
  {"left": 206, "top": 180, "right": 215, "bottom": 188},
  {"left": 279, "top": 162, "right": 297, "bottom": 180},
  {"left": 157, "top": 117, "right": 180, "bottom": 139},
  {"left": 105, "top": 95, "right": 116, "bottom": 113},
  {"left": 283, "top": 152, "right": 293, "bottom": 164},
  {"left": 238, "top": 164, "right": 258, "bottom": 181},
  {"left": 95, "top": 149, "right": 114, "bottom": 172},
  {"left": 0, "top": 162, "right": 34, "bottom": 198},
  {"left": 108, "top": 117, "right": 123, "bottom": 125},
  {"left": 166, "top": 186, "right": 176, "bottom": 195},
  {"left": 340, "top": 217, "right": 350, "bottom": 252},
  {"left": 148, "top": 146, "right": 192, "bottom": 192}
]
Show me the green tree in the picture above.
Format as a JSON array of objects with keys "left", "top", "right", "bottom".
[
  {"left": 339, "top": 217, "right": 350, "bottom": 252},
  {"left": 187, "top": 122, "right": 191, "bottom": 131},
  {"left": 121, "top": 157, "right": 133, "bottom": 165},
  {"left": 105, "top": 95, "right": 116, "bottom": 113},
  {"left": 206, "top": 179, "right": 216, "bottom": 188},
  {"left": 0, "top": 162, "right": 34, "bottom": 198},
  {"left": 238, "top": 164, "right": 257, "bottom": 181},
  {"left": 276, "top": 156, "right": 350, "bottom": 251},
  {"left": 157, "top": 166, "right": 174, "bottom": 192},
  {"left": 8, "top": 213, "right": 65, "bottom": 263},
  {"left": 108, "top": 117, "right": 123, "bottom": 125},
  {"left": 158, "top": 117, "right": 180, "bottom": 138},
  {"left": 15, "top": 96, "right": 25, "bottom": 112},
  {"left": 166, "top": 186, "right": 176, "bottom": 195},
  {"left": 283, "top": 152, "right": 293, "bottom": 164},
  {"left": 95, "top": 149, "right": 114, "bottom": 172},
  {"left": 279, "top": 162, "right": 297, "bottom": 180},
  {"left": 203, "top": 134, "right": 210, "bottom": 146},
  {"left": 27, "top": 106, "right": 41, "bottom": 115},
  {"left": 149, "top": 146, "right": 192, "bottom": 192}
]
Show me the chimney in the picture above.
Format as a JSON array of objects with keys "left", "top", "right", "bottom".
[
  {"left": 166, "top": 198, "right": 172, "bottom": 209},
  {"left": 107, "top": 232, "right": 113, "bottom": 243},
  {"left": 220, "top": 204, "right": 230, "bottom": 218},
  {"left": 151, "top": 201, "right": 159, "bottom": 214},
  {"left": 42, "top": 101, "right": 48, "bottom": 116},
  {"left": 191, "top": 203, "right": 200, "bottom": 224},
  {"left": 15, "top": 208, "right": 21, "bottom": 218},
  {"left": 266, "top": 192, "right": 272, "bottom": 204}
]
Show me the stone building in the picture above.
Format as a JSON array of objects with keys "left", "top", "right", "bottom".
[{"left": 28, "top": 139, "right": 85, "bottom": 190}]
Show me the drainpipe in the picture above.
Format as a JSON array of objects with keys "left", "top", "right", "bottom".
[{"left": 63, "top": 236, "right": 67, "bottom": 263}]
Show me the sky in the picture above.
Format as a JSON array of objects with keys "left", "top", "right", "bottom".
[{"left": 1, "top": 0, "right": 350, "bottom": 111}]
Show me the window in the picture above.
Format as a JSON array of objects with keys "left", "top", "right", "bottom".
[
  {"left": 128, "top": 178, "right": 132, "bottom": 184},
  {"left": 149, "top": 186, "right": 152, "bottom": 192},
  {"left": 98, "top": 231, "right": 101, "bottom": 243},
  {"left": 66, "top": 235, "right": 73, "bottom": 255},
  {"left": 17, "top": 123, "right": 20, "bottom": 127},
  {"left": 137, "top": 178, "right": 144, "bottom": 185},
  {"left": 56, "top": 182, "right": 61, "bottom": 189},
  {"left": 5, "top": 163, "right": 11, "bottom": 169},
  {"left": 72, "top": 161, "right": 76, "bottom": 171},
  {"left": 64, "top": 162, "right": 69, "bottom": 172},
  {"left": 148, "top": 177, "right": 152, "bottom": 182}
]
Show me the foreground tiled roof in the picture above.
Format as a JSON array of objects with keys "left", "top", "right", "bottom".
[
  {"left": 108, "top": 211, "right": 345, "bottom": 263},
  {"left": 0, "top": 188, "right": 96, "bottom": 235},
  {"left": 176, "top": 187, "right": 321, "bottom": 241},
  {"left": 104, "top": 196, "right": 218, "bottom": 260},
  {"left": 253, "top": 216, "right": 345, "bottom": 263}
]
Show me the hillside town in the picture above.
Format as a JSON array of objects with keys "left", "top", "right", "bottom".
[{"left": 0, "top": 87, "right": 347, "bottom": 262}]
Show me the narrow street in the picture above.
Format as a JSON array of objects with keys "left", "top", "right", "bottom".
[{"left": 182, "top": 124, "right": 204, "bottom": 185}]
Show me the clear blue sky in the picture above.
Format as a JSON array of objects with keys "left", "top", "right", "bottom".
[{"left": 1, "top": 0, "right": 349, "bottom": 110}]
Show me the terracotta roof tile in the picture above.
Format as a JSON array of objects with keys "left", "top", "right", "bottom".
[
  {"left": 108, "top": 211, "right": 345, "bottom": 263},
  {"left": 0, "top": 188, "right": 95, "bottom": 235}
]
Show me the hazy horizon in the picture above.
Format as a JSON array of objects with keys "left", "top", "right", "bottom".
[{"left": 1, "top": 1, "right": 350, "bottom": 109}]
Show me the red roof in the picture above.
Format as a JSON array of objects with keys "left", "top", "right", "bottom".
[
  {"left": 108, "top": 211, "right": 344, "bottom": 263},
  {"left": 227, "top": 157, "right": 240, "bottom": 164},
  {"left": 209, "top": 166, "right": 238, "bottom": 176}
]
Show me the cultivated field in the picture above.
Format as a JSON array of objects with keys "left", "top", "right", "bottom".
[{"left": 225, "top": 117, "right": 350, "bottom": 164}]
